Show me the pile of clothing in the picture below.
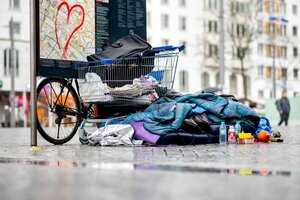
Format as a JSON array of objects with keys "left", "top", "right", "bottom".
[
  {"left": 79, "top": 73, "right": 159, "bottom": 104},
  {"left": 86, "top": 92, "right": 272, "bottom": 146}
]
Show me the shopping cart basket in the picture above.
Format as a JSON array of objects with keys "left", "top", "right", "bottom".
[{"left": 77, "top": 45, "right": 185, "bottom": 105}]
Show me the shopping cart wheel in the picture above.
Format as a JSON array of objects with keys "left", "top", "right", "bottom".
[
  {"left": 78, "top": 127, "right": 89, "bottom": 145},
  {"left": 79, "top": 137, "right": 89, "bottom": 145},
  {"left": 36, "top": 78, "right": 81, "bottom": 144}
]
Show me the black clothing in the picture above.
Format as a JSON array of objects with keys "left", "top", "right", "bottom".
[{"left": 276, "top": 97, "right": 291, "bottom": 126}]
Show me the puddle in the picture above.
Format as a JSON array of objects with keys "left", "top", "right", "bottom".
[{"left": 0, "top": 157, "right": 297, "bottom": 177}]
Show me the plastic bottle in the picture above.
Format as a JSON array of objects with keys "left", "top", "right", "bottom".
[
  {"left": 219, "top": 121, "right": 227, "bottom": 145},
  {"left": 228, "top": 126, "right": 236, "bottom": 143},
  {"left": 235, "top": 121, "right": 242, "bottom": 139}
]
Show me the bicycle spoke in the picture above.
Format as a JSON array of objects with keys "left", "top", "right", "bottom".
[
  {"left": 37, "top": 78, "right": 80, "bottom": 144},
  {"left": 42, "top": 87, "right": 52, "bottom": 108}
]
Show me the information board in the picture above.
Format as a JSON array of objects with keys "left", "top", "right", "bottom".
[{"left": 37, "top": 0, "right": 146, "bottom": 78}]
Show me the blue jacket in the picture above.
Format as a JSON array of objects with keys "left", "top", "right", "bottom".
[{"left": 124, "top": 93, "right": 260, "bottom": 135}]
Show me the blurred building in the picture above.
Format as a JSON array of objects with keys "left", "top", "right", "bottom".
[
  {"left": 147, "top": 0, "right": 300, "bottom": 104},
  {"left": 0, "top": 0, "right": 30, "bottom": 126}
]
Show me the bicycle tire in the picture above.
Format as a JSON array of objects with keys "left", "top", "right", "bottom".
[{"left": 36, "top": 78, "right": 81, "bottom": 144}]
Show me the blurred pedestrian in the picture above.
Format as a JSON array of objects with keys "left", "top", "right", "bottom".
[{"left": 276, "top": 90, "right": 291, "bottom": 126}]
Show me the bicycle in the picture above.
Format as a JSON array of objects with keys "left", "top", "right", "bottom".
[{"left": 36, "top": 45, "right": 184, "bottom": 145}]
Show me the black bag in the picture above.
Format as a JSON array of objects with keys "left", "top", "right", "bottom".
[
  {"left": 87, "top": 34, "right": 153, "bottom": 61},
  {"left": 87, "top": 34, "right": 155, "bottom": 87}
]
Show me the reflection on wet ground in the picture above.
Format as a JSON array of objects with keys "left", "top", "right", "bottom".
[{"left": 0, "top": 157, "right": 297, "bottom": 177}]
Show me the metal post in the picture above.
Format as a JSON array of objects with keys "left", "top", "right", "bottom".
[
  {"left": 9, "top": 17, "right": 16, "bottom": 128},
  {"left": 30, "top": 0, "right": 37, "bottom": 146},
  {"left": 270, "top": 0, "right": 276, "bottom": 98},
  {"left": 272, "top": 45, "right": 276, "bottom": 98},
  {"left": 219, "top": 0, "right": 225, "bottom": 92}
]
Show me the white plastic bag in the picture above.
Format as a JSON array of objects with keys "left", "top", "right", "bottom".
[{"left": 79, "top": 72, "right": 106, "bottom": 101}]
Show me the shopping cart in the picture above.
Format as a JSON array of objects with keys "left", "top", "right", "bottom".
[{"left": 36, "top": 45, "right": 185, "bottom": 144}]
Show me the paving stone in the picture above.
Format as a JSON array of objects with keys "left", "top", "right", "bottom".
[{"left": 0, "top": 126, "right": 300, "bottom": 200}]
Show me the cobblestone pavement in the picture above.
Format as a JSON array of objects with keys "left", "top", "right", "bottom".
[{"left": 0, "top": 126, "right": 300, "bottom": 200}]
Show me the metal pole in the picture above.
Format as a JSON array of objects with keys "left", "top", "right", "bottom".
[
  {"left": 30, "top": 0, "right": 37, "bottom": 146},
  {"left": 23, "top": 88, "right": 26, "bottom": 127},
  {"left": 219, "top": 0, "right": 225, "bottom": 92},
  {"left": 9, "top": 17, "right": 16, "bottom": 127},
  {"left": 270, "top": 0, "right": 276, "bottom": 98},
  {"left": 272, "top": 45, "right": 276, "bottom": 98}
]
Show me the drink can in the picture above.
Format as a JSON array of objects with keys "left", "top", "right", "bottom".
[{"left": 228, "top": 126, "right": 236, "bottom": 143}]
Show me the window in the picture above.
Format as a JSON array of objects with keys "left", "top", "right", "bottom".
[
  {"left": 292, "top": 5, "right": 298, "bottom": 16},
  {"left": 258, "top": 65, "right": 264, "bottom": 77},
  {"left": 3, "top": 48, "right": 19, "bottom": 76},
  {"left": 230, "top": 74, "right": 237, "bottom": 94},
  {"left": 179, "top": 0, "right": 186, "bottom": 7},
  {"left": 231, "top": 2, "right": 249, "bottom": 13},
  {"left": 276, "top": 46, "right": 281, "bottom": 57},
  {"left": 161, "top": 39, "right": 169, "bottom": 46},
  {"left": 180, "top": 70, "right": 189, "bottom": 91},
  {"left": 238, "top": 24, "right": 245, "bottom": 36},
  {"left": 270, "top": 45, "right": 275, "bottom": 57},
  {"left": 265, "top": 44, "right": 270, "bottom": 57},
  {"left": 201, "top": 72, "right": 210, "bottom": 89},
  {"left": 161, "top": 0, "right": 168, "bottom": 5},
  {"left": 269, "top": 1, "right": 275, "bottom": 13},
  {"left": 293, "top": 69, "right": 298, "bottom": 79},
  {"left": 215, "top": 72, "right": 220, "bottom": 86},
  {"left": 161, "top": 14, "right": 169, "bottom": 29},
  {"left": 257, "top": 1, "right": 263, "bottom": 12},
  {"left": 257, "top": 20, "right": 263, "bottom": 34},
  {"left": 9, "top": 0, "right": 20, "bottom": 9},
  {"left": 269, "top": 23, "right": 276, "bottom": 36},
  {"left": 281, "top": 46, "right": 287, "bottom": 58},
  {"left": 11, "top": 22, "right": 21, "bottom": 38},
  {"left": 233, "top": 47, "right": 247, "bottom": 58},
  {"left": 280, "top": 24, "right": 287, "bottom": 36},
  {"left": 293, "top": 47, "right": 298, "bottom": 57},
  {"left": 205, "top": 44, "right": 218, "bottom": 58},
  {"left": 208, "top": 20, "right": 218, "bottom": 33},
  {"left": 258, "top": 90, "right": 264, "bottom": 98},
  {"left": 281, "top": 68, "right": 287, "bottom": 79},
  {"left": 204, "top": 0, "right": 218, "bottom": 10},
  {"left": 275, "top": 1, "right": 280, "bottom": 13},
  {"left": 265, "top": 22, "right": 270, "bottom": 35},
  {"left": 258, "top": 44, "right": 264, "bottom": 55},
  {"left": 266, "top": 66, "right": 272, "bottom": 79},
  {"left": 293, "top": 26, "right": 298, "bottom": 36},
  {"left": 179, "top": 16, "right": 186, "bottom": 31},
  {"left": 279, "top": 3, "right": 286, "bottom": 15},
  {"left": 232, "top": 24, "right": 246, "bottom": 36}
]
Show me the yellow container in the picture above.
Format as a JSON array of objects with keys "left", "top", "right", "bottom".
[{"left": 238, "top": 133, "right": 252, "bottom": 139}]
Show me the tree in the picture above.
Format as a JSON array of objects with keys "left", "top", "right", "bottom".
[{"left": 226, "top": 0, "right": 259, "bottom": 99}]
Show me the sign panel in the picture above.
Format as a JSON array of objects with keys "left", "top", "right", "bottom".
[
  {"left": 37, "top": 0, "right": 146, "bottom": 78},
  {"left": 40, "top": 0, "right": 95, "bottom": 61}
]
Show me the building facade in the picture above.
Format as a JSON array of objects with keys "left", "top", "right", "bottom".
[
  {"left": 147, "top": 0, "right": 300, "bottom": 104},
  {"left": 0, "top": 0, "right": 30, "bottom": 126}
]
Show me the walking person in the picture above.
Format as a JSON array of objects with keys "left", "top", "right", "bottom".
[{"left": 276, "top": 90, "right": 291, "bottom": 126}]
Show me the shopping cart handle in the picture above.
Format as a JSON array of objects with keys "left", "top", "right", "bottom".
[
  {"left": 152, "top": 45, "right": 185, "bottom": 52},
  {"left": 74, "top": 62, "right": 88, "bottom": 68}
]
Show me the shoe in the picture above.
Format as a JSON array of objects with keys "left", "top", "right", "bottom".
[{"left": 273, "top": 131, "right": 281, "bottom": 138}]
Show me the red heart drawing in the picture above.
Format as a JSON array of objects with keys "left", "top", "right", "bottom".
[{"left": 55, "top": 2, "right": 85, "bottom": 58}]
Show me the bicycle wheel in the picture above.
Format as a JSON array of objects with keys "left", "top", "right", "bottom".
[{"left": 37, "top": 78, "right": 81, "bottom": 144}]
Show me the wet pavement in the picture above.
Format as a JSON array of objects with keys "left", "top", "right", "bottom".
[{"left": 0, "top": 125, "right": 300, "bottom": 200}]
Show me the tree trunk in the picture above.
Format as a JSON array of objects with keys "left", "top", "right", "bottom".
[{"left": 239, "top": 58, "right": 248, "bottom": 99}]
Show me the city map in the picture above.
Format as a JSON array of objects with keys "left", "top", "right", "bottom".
[{"left": 39, "top": 0, "right": 95, "bottom": 61}]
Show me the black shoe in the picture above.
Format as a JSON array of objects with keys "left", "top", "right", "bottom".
[{"left": 273, "top": 131, "right": 281, "bottom": 138}]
